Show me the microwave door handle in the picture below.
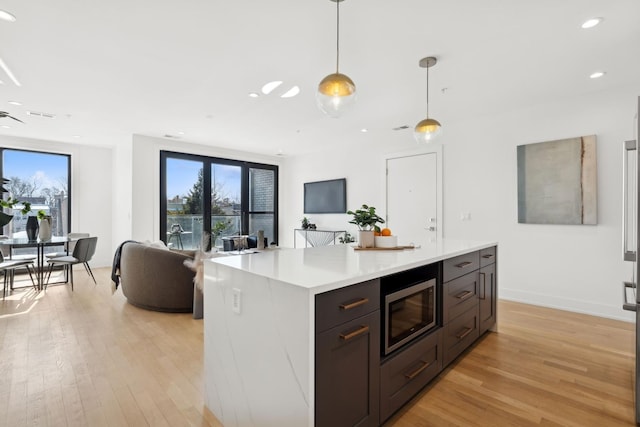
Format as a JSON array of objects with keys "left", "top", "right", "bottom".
[{"left": 624, "top": 140, "right": 637, "bottom": 262}]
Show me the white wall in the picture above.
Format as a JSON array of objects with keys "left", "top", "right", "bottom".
[
  {"left": 0, "top": 135, "right": 114, "bottom": 268},
  {"left": 281, "top": 86, "right": 640, "bottom": 321}
]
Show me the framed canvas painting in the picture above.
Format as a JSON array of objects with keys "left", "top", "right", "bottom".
[{"left": 517, "top": 135, "right": 597, "bottom": 225}]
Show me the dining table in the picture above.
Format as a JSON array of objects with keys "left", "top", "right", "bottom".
[{"left": 0, "top": 236, "right": 72, "bottom": 290}]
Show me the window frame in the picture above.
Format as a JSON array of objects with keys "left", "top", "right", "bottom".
[
  {"left": 160, "top": 150, "right": 278, "bottom": 249},
  {"left": 0, "top": 147, "right": 71, "bottom": 237}
]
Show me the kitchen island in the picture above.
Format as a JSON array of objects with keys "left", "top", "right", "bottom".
[{"left": 203, "top": 239, "right": 497, "bottom": 427}]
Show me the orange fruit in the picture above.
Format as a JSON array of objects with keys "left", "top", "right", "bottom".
[
  {"left": 373, "top": 230, "right": 381, "bottom": 236},
  {"left": 381, "top": 228, "right": 392, "bottom": 236}
]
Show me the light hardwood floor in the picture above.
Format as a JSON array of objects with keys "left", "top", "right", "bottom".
[{"left": 0, "top": 267, "right": 636, "bottom": 426}]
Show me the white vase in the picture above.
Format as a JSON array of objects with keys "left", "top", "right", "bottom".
[
  {"left": 38, "top": 217, "right": 52, "bottom": 241},
  {"left": 358, "top": 230, "right": 374, "bottom": 248}
]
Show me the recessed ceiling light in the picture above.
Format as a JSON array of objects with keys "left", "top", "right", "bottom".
[
  {"left": 581, "top": 17, "right": 603, "bottom": 29},
  {"left": 248, "top": 92, "right": 260, "bottom": 98},
  {"left": 8, "top": 101, "right": 21, "bottom": 106},
  {"left": 1, "top": 125, "right": 10, "bottom": 129},
  {"left": 590, "top": 71, "right": 606, "bottom": 79},
  {"left": 178, "top": 131, "right": 185, "bottom": 135},
  {"left": 280, "top": 86, "right": 300, "bottom": 98},
  {"left": 261, "top": 81, "right": 283, "bottom": 95},
  {"left": 72, "top": 135, "right": 81, "bottom": 138},
  {"left": 360, "top": 128, "right": 368, "bottom": 133},
  {"left": 0, "top": 10, "right": 16, "bottom": 22}
]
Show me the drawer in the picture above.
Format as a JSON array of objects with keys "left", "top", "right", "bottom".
[
  {"left": 480, "top": 246, "right": 497, "bottom": 267},
  {"left": 380, "top": 329, "right": 443, "bottom": 422},
  {"left": 443, "top": 251, "right": 480, "bottom": 282},
  {"left": 443, "top": 271, "right": 479, "bottom": 323},
  {"left": 443, "top": 305, "right": 479, "bottom": 366},
  {"left": 315, "top": 279, "right": 380, "bottom": 333}
]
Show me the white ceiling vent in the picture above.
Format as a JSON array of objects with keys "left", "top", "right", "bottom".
[
  {"left": 27, "top": 111, "right": 55, "bottom": 119},
  {"left": 392, "top": 125, "right": 410, "bottom": 131}
]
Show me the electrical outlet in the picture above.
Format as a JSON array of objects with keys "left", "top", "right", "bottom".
[{"left": 232, "top": 288, "right": 242, "bottom": 314}]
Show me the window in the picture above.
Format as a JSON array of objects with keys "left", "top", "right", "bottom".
[
  {"left": 0, "top": 148, "right": 71, "bottom": 238},
  {"left": 160, "top": 151, "right": 278, "bottom": 250}
]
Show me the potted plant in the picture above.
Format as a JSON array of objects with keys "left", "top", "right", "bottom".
[
  {"left": 346, "top": 204, "right": 385, "bottom": 248},
  {"left": 211, "top": 219, "right": 231, "bottom": 248},
  {"left": 301, "top": 217, "right": 310, "bottom": 230},
  {"left": 37, "top": 210, "right": 52, "bottom": 241}
]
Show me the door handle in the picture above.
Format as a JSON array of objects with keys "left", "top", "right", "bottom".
[
  {"left": 623, "top": 140, "right": 637, "bottom": 262},
  {"left": 623, "top": 281, "right": 637, "bottom": 312}
]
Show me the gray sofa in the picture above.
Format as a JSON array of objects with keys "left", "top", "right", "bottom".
[{"left": 119, "top": 242, "right": 196, "bottom": 313}]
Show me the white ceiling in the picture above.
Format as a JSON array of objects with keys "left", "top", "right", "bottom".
[{"left": 0, "top": 0, "right": 638, "bottom": 157}]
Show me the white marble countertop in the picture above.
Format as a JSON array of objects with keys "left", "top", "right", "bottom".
[{"left": 208, "top": 238, "right": 496, "bottom": 294}]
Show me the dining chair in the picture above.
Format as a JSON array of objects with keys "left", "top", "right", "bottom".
[
  {"left": 45, "top": 232, "right": 90, "bottom": 258},
  {"left": 1, "top": 252, "right": 36, "bottom": 299},
  {"left": 0, "top": 235, "right": 37, "bottom": 262},
  {"left": 46, "top": 236, "right": 98, "bottom": 290}
]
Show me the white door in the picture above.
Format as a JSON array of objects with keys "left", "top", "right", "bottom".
[{"left": 386, "top": 150, "right": 441, "bottom": 245}]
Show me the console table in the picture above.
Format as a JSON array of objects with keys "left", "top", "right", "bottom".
[{"left": 294, "top": 228, "right": 345, "bottom": 248}]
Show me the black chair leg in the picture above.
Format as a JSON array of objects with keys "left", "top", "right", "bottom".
[
  {"left": 83, "top": 262, "right": 97, "bottom": 285},
  {"left": 45, "top": 263, "right": 54, "bottom": 288},
  {"left": 25, "top": 266, "right": 37, "bottom": 290}
]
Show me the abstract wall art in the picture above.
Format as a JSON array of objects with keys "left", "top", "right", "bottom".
[{"left": 517, "top": 135, "right": 597, "bottom": 225}]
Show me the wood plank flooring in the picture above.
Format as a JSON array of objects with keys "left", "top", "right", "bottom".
[{"left": 0, "top": 267, "right": 636, "bottom": 426}]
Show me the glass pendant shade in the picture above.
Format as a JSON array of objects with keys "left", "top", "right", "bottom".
[
  {"left": 316, "top": 72, "right": 356, "bottom": 118},
  {"left": 414, "top": 118, "right": 442, "bottom": 143}
]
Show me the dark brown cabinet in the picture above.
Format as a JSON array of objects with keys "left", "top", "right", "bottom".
[
  {"left": 479, "top": 247, "right": 497, "bottom": 334},
  {"left": 315, "top": 280, "right": 380, "bottom": 427},
  {"left": 315, "top": 247, "right": 497, "bottom": 426},
  {"left": 379, "top": 329, "right": 443, "bottom": 421}
]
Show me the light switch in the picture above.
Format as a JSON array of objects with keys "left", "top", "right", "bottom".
[{"left": 232, "top": 288, "right": 242, "bottom": 314}]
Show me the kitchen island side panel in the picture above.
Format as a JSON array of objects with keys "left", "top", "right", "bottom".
[{"left": 203, "top": 261, "right": 314, "bottom": 427}]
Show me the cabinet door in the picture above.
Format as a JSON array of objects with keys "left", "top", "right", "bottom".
[
  {"left": 316, "top": 311, "right": 380, "bottom": 427},
  {"left": 479, "top": 263, "right": 496, "bottom": 334}
]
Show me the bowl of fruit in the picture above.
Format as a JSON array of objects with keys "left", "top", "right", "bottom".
[{"left": 374, "top": 228, "right": 398, "bottom": 248}]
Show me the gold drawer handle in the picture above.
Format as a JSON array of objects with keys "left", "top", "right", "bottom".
[
  {"left": 455, "top": 290, "right": 473, "bottom": 301},
  {"left": 404, "top": 360, "right": 431, "bottom": 380},
  {"left": 455, "top": 261, "right": 473, "bottom": 268},
  {"left": 482, "top": 254, "right": 495, "bottom": 259},
  {"left": 339, "top": 298, "right": 369, "bottom": 310},
  {"left": 456, "top": 327, "right": 473, "bottom": 340},
  {"left": 340, "top": 325, "right": 369, "bottom": 341}
]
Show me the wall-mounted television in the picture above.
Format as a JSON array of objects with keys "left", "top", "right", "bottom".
[{"left": 304, "top": 178, "right": 347, "bottom": 214}]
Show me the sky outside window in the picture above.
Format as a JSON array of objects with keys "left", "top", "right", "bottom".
[{"left": 4, "top": 150, "right": 68, "bottom": 195}]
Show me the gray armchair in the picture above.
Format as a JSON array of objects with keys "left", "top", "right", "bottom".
[{"left": 119, "top": 242, "right": 195, "bottom": 312}]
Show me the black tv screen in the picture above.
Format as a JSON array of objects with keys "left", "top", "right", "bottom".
[{"left": 304, "top": 178, "right": 347, "bottom": 214}]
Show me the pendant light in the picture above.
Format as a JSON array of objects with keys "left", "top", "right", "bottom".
[
  {"left": 317, "top": 0, "right": 356, "bottom": 118},
  {"left": 414, "top": 56, "right": 442, "bottom": 143}
]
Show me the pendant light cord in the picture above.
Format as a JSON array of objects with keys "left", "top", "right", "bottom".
[
  {"left": 426, "top": 65, "right": 430, "bottom": 118},
  {"left": 336, "top": 0, "right": 340, "bottom": 73}
]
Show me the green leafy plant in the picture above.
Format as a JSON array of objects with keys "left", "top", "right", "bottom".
[
  {"left": 0, "top": 177, "right": 34, "bottom": 228},
  {"left": 301, "top": 216, "right": 310, "bottom": 229},
  {"left": 347, "top": 204, "right": 385, "bottom": 232},
  {"left": 0, "top": 197, "right": 31, "bottom": 215},
  {"left": 212, "top": 219, "right": 231, "bottom": 241},
  {"left": 338, "top": 231, "right": 356, "bottom": 244}
]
